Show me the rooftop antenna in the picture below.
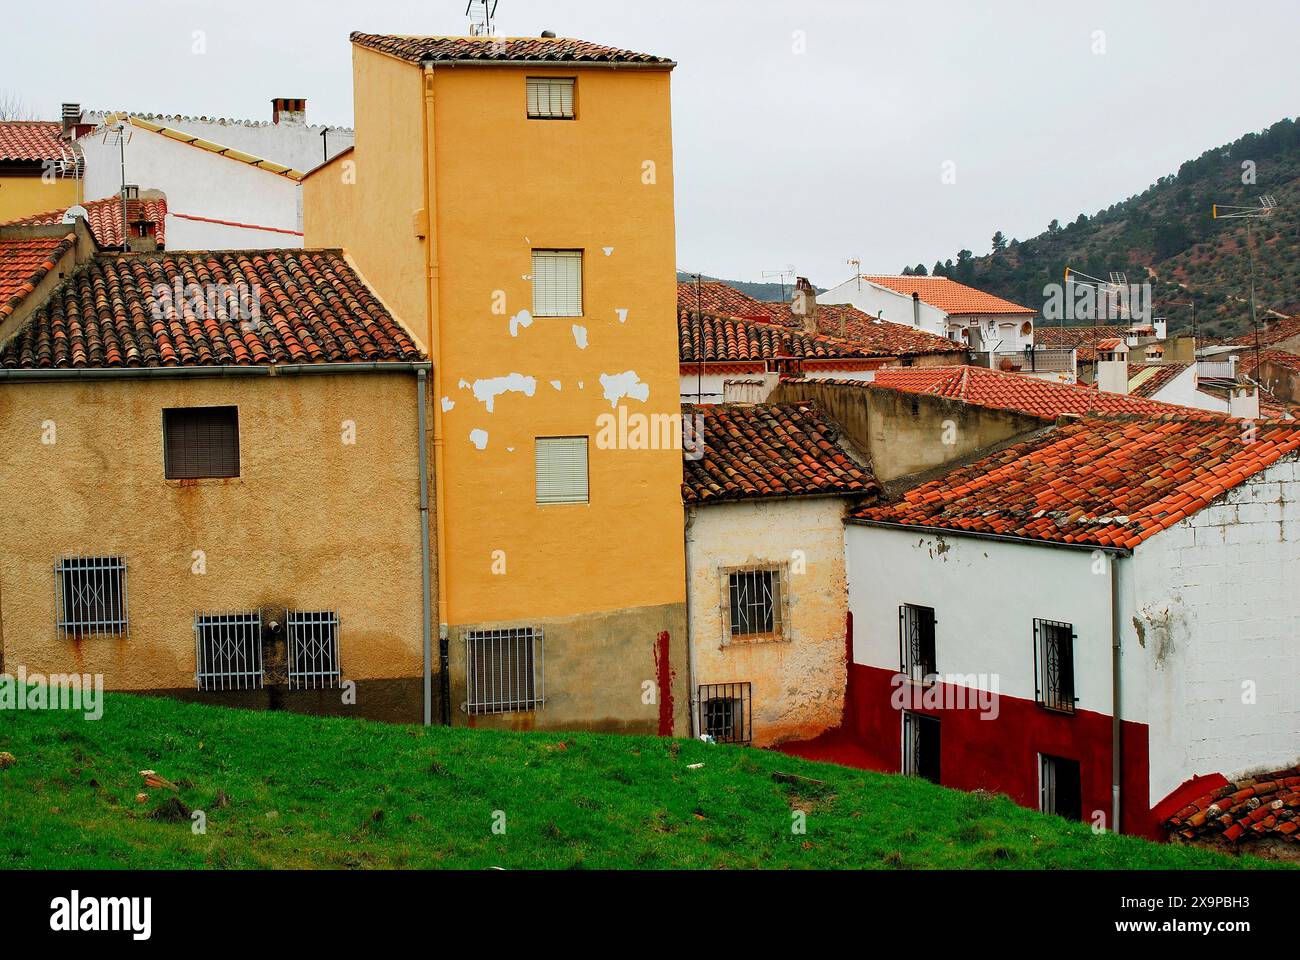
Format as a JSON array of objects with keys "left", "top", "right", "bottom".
[
  {"left": 103, "top": 120, "right": 133, "bottom": 252},
  {"left": 846, "top": 257, "right": 861, "bottom": 290},
  {"left": 1063, "top": 266, "right": 1128, "bottom": 328},
  {"left": 1212, "top": 194, "right": 1279, "bottom": 387},
  {"left": 466, "top": 0, "right": 498, "bottom": 36},
  {"left": 761, "top": 266, "right": 795, "bottom": 303}
]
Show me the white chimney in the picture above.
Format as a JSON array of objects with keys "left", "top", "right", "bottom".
[
  {"left": 1152, "top": 318, "right": 1167, "bottom": 341},
  {"left": 271, "top": 97, "right": 307, "bottom": 125},
  {"left": 1096, "top": 337, "right": 1129, "bottom": 395},
  {"left": 1229, "top": 386, "right": 1260, "bottom": 420}
]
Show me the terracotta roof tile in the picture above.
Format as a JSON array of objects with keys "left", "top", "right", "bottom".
[
  {"left": 851, "top": 416, "right": 1300, "bottom": 548},
  {"left": 1166, "top": 767, "right": 1300, "bottom": 847},
  {"left": 0, "top": 121, "right": 77, "bottom": 164},
  {"left": 0, "top": 249, "right": 424, "bottom": 369},
  {"left": 682, "top": 401, "right": 877, "bottom": 504},
  {"left": 860, "top": 275, "right": 1036, "bottom": 316},
  {"left": 1034, "top": 324, "right": 1132, "bottom": 363},
  {"left": 1228, "top": 316, "right": 1300, "bottom": 347},
  {"left": 679, "top": 309, "right": 863, "bottom": 362},
  {"left": 0, "top": 233, "right": 76, "bottom": 321},
  {"left": 6, "top": 195, "right": 168, "bottom": 249},
  {"left": 1128, "top": 362, "right": 1191, "bottom": 399},
  {"left": 351, "top": 32, "right": 673, "bottom": 66}
]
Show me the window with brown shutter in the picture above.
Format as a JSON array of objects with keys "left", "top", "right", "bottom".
[{"left": 163, "top": 406, "right": 240, "bottom": 479}]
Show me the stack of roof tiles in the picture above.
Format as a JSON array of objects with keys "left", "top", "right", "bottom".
[
  {"left": 1166, "top": 767, "right": 1300, "bottom": 845},
  {"left": 870, "top": 364, "right": 1194, "bottom": 419},
  {"left": 851, "top": 415, "right": 1300, "bottom": 549},
  {"left": 681, "top": 401, "right": 876, "bottom": 504},
  {"left": 6, "top": 195, "right": 168, "bottom": 249},
  {"left": 0, "top": 121, "right": 76, "bottom": 163},
  {"left": 858, "top": 275, "right": 1036, "bottom": 316},
  {"left": 350, "top": 32, "right": 673, "bottom": 65},
  {"left": 0, "top": 233, "right": 75, "bottom": 321},
  {"left": 0, "top": 249, "right": 423, "bottom": 368}
]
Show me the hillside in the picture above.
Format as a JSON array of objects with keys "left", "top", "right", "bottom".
[
  {"left": 0, "top": 691, "right": 1270, "bottom": 869},
  {"left": 677, "top": 272, "right": 823, "bottom": 303},
  {"left": 914, "top": 117, "right": 1300, "bottom": 339}
]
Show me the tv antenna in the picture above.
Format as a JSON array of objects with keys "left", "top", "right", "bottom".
[
  {"left": 762, "top": 266, "right": 795, "bottom": 303},
  {"left": 846, "top": 257, "right": 861, "bottom": 290},
  {"left": 103, "top": 120, "right": 134, "bottom": 252},
  {"left": 1212, "top": 194, "right": 1281, "bottom": 382},
  {"left": 466, "top": 0, "right": 498, "bottom": 36},
  {"left": 1063, "top": 266, "right": 1130, "bottom": 326}
]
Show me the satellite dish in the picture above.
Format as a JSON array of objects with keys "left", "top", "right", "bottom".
[{"left": 61, "top": 205, "right": 88, "bottom": 224}]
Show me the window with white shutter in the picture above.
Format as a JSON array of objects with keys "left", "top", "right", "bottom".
[
  {"left": 527, "top": 78, "right": 576, "bottom": 119},
  {"left": 535, "top": 436, "right": 589, "bottom": 504},
  {"left": 531, "top": 250, "right": 583, "bottom": 317}
]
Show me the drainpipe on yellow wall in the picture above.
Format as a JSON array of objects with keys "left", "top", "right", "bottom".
[{"left": 419, "top": 62, "right": 452, "bottom": 725}]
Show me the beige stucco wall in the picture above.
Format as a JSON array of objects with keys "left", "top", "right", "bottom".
[
  {"left": 686, "top": 497, "right": 849, "bottom": 746},
  {"left": 0, "top": 372, "right": 430, "bottom": 709}
]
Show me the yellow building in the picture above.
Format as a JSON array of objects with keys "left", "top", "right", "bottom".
[
  {"left": 0, "top": 121, "right": 82, "bottom": 222},
  {"left": 304, "top": 33, "right": 688, "bottom": 733}
]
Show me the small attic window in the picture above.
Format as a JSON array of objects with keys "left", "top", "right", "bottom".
[{"left": 527, "top": 77, "right": 576, "bottom": 119}]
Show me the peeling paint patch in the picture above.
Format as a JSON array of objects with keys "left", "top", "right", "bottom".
[
  {"left": 440, "top": 396, "right": 455, "bottom": 412},
  {"left": 472, "top": 373, "right": 537, "bottom": 412},
  {"left": 615, "top": 308, "right": 628, "bottom": 324},
  {"left": 571, "top": 324, "right": 588, "bottom": 349},
  {"left": 550, "top": 380, "right": 562, "bottom": 391},
  {"left": 458, "top": 379, "right": 470, "bottom": 390},
  {"left": 599, "top": 370, "right": 650, "bottom": 408},
  {"left": 469, "top": 429, "right": 488, "bottom": 450},
  {"left": 509, "top": 310, "right": 534, "bottom": 338}
]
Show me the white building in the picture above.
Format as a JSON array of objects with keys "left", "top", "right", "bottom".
[{"left": 835, "top": 413, "right": 1300, "bottom": 837}]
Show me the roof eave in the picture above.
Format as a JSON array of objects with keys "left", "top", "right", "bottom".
[{"left": 844, "top": 517, "right": 1133, "bottom": 556}]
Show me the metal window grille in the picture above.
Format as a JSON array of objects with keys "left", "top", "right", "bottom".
[
  {"left": 1033, "top": 618, "right": 1077, "bottom": 714},
  {"left": 465, "top": 627, "right": 544, "bottom": 715},
  {"left": 526, "top": 77, "right": 576, "bottom": 119},
  {"left": 287, "top": 610, "right": 341, "bottom": 690},
  {"left": 902, "top": 711, "right": 940, "bottom": 783},
  {"left": 54, "top": 554, "right": 128, "bottom": 639},
  {"left": 727, "top": 567, "right": 783, "bottom": 640},
  {"left": 195, "top": 611, "right": 263, "bottom": 691},
  {"left": 535, "top": 436, "right": 589, "bottom": 504},
  {"left": 531, "top": 250, "right": 582, "bottom": 317},
  {"left": 163, "top": 406, "right": 240, "bottom": 479},
  {"left": 698, "top": 682, "right": 752, "bottom": 744},
  {"left": 899, "top": 603, "right": 937, "bottom": 681},
  {"left": 1040, "top": 754, "right": 1082, "bottom": 820}
]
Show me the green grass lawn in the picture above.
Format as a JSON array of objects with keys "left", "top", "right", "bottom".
[{"left": 0, "top": 691, "right": 1269, "bottom": 869}]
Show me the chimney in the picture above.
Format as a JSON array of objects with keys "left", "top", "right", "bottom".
[
  {"left": 271, "top": 97, "right": 307, "bottom": 124},
  {"left": 1096, "top": 338, "right": 1129, "bottom": 395},
  {"left": 1229, "top": 386, "right": 1260, "bottom": 420},
  {"left": 541, "top": 30, "right": 557, "bottom": 38},
  {"left": 792, "top": 276, "right": 819, "bottom": 334},
  {"left": 61, "top": 102, "right": 82, "bottom": 137},
  {"left": 911, "top": 291, "right": 921, "bottom": 329}
]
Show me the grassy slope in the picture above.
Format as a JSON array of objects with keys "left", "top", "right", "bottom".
[{"left": 0, "top": 692, "right": 1267, "bottom": 869}]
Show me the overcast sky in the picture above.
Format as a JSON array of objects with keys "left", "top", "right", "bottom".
[{"left": 5, "top": 0, "right": 1298, "bottom": 288}]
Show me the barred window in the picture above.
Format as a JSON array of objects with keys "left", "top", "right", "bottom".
[
  {"left": 1040, "top": 754, "right": 1082, "bottom": 820},
  {"left": 288, "top": 610, "right": 341, "bottom": 690},
  {"left": 535, "top": 436, "right": 589, "bottom": 504},
  {"left": 195, "top": 611, "right": 263, "bottom": 691},
  {"left": 526, "top": 77, "right": 576, "bottom": 119},
  {"left": 726, "top": 566, "right": 784, "bottom": 641},
  {"left": 163, "top": 406, "right": 240, "bottom": 479},
  {"left": 899, "top": 603, "right": 937, "bottom": 681},
  {"left": 466, "top": 627, "right": 544, "bottom": 715},
  {"left": 698, "top": 682, "right": 751, "bottom": 744},
  {"left": 55, "top": 555, "right": 128, "bottom": 639},
  {"left": 531, "top": 250, "right": 582, "bottom": 317},
  {"left": 1033, "top": 618, "right": 1077, "bottom": 713},
  {"left": 902, "top": 711, "right": 940, "bottom": 783}
]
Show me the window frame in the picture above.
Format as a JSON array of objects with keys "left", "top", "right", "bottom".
[
  {"left": 902, "top": 711, "right": 941, "bottom": 783},
  {"left": 1033, "top": 618, "right": 1077, "bottom": 714},
  {"left": 54, "top": 554, "right": 128, "bottom": 639},
  {"left": 1039, "top": 753, "right": 1083, "bottom": 820},
  {"left": 899, "top": 603, "right": 937, "bottom": 682},
  {"left": 526, "top": 76, "right": 577, "bottom": 120},
  {"left": 698, "top": 682, "right": 752, "bottom": 744},
  {"left": 194, "top": 610, "right": 264, "bottom": 692},
  {"left": 162, "top": 405, "right": 241, "bottom": 480},
  {"left": 465, "top": 626, "right": 545, "bottom": 715},
  {"left": 287, "top": 609, "right": 342, "bottom": 690},
  {"left": 722, "top": 564, "right": 787, "bottom": 643},
  {"left": 535, "top": 435, "right": 589, "bottom": 505},
  {"left": 530, "top": 249, "right": 583, "bottom": 318}
]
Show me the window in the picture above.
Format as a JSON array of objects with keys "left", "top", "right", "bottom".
[
  {"left": 1034, "top": 618, "right": 1076, "bottom": 713},
  {"left": 55, "top": 555, "right": 128, "bottom": 638},
  {"left": 466, "top": 627, "right": 544, "bottom": 715},
  {"left": 526, "top": 77, "right": 576, "bottom": 119},
  {"left": 535, "top": 436, "right": 589, "bottom": 504},
  {"left": 726, "top": 566, "right": 784, "bottom": 641},
  {"left": 903, "top": 712, "right": 940, "bottom": 783},
  {"left": 531, "top": 250, "right": 582, "bottom": 317},
  {"left": 1040, "top": 754, "right": 1082, "bottom": 820},
  {"left": 899, "top": 603, "right": 937, "bottom": 681},
  {"left": 698, "top": 682, "right": 752, "bottom": 744},
  {"left": 195, "top": 611, "right": 263, "bottom": 691},
  {"left": 163, "top": 406, "right": 239, "bottom": 479},
  {"left": 287, "top": 610, "right": 341, "bottom": 690}
]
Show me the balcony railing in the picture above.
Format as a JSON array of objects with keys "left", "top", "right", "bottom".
[
  {"left": 973, "top": 347, "right": 1075, "bottom": 374},
  {"left": 1197, "top": 360, "right": 1236, "bottom": 381}
]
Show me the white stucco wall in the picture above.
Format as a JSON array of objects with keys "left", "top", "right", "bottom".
[
  {"left": 1131, "top": 456, "right": 1300, "bottom": 802},
  {"left": 1142, "top": 364, "right": 1230, "bottom": 413},
  {"left": 679, "top": 367, "right": 878, "bottom": 404},
  {"left": 78, "top": 127, "right": 302, "bottom": 249},
  {"left": 819, "top": 278, "right": 949, "bottom": 335},
  {"left": 687, "top": 497, "right": 850, "bottom": 745}
]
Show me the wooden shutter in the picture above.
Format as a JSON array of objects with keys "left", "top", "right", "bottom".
[
  {"left": 535, "top": 436, "right": 589, "bottom": 504},
  {"left": 163, "top": 406, "right": 240, "bottom": 479},
  {"left": 532, "top": 250, "right": 583, "bottom": 317}
]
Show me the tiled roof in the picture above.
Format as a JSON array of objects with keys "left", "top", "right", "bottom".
[
  {"left": 6, "top": 195, "right": 168, "bottom": 249},
  {"left": 97, "top": 114, "right": 304, "bottom": 180},
  {"left": 0, "top": 233, "right": 75, "bottom": 321},
  {"left": 1240, "top": 349, "right": 1300, "bottom": 376},
  {"left": 1128, "top": 362, "right": 1191, "bottom": 399},
  {"left": 0, "top": 249, "right": 423, "bottom": 369},
  {"left": 851, "top": 415, "right": 1300, "bottom": 549},
  {"left": 0, "top": 121, "right": 76, "bottom": 163},
  {"left": 860, "top": 275, "right": 1036, "bottom": 316},
  {"left": 681, "top": 401, "right": 876, "bottom": 504},
  {"left": 350, "top": 33, "right": 674, "bottom": 66},
  {"left": 870, "top": 365, "right": 1194, "bottom": 419},
  {"left": 679, "top": 309, "right": 863, "bottom": 362},
  {"left": 677, "top": 280, "right": 777, "bottom": 321},
  {"left": 1166, "top": 767, "right": 1300, "bottom": 846},
  {"left": 1227, "top": 316, "right": 1300, "bottom": 348}
]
